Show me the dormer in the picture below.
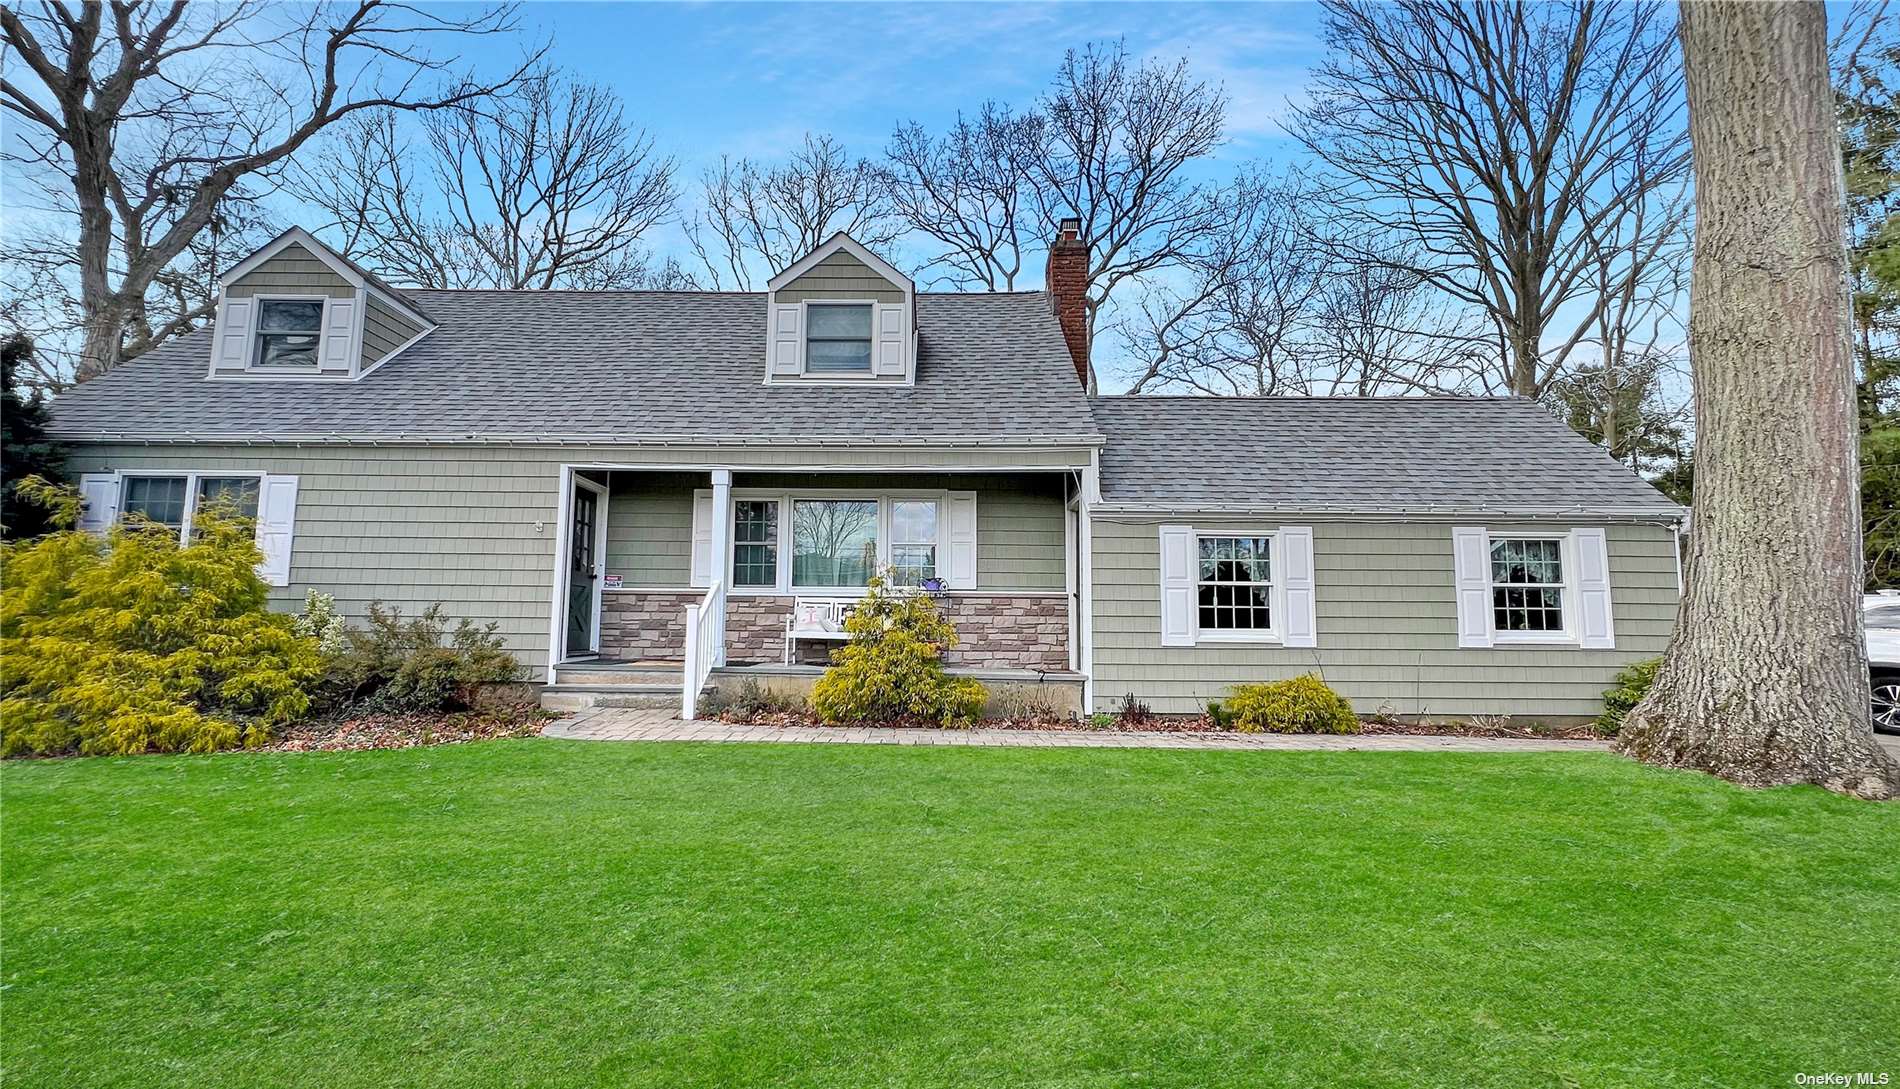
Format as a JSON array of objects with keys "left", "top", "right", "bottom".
[
  {"left": 764, "top": 233, "right": 916, "bottom": 386},
  {"left": 208, "top": 227, "right": 434, "bottom": 382}
]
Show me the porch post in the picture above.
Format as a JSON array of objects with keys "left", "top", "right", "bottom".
[
  {"left": 1079, "top": 455, "right": 1100, "bottom": 714},
  {"left": 710, "top": 469, "right": 732, "bottom": 666}
]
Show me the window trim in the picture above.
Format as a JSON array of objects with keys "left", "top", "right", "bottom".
[
  {"left": 1191, "top": 530, "right": 1282, "bottom": 645},
  {"left": 724, "top": 488, "right": 952, "bottom": 596},
  {"left": 1482, "top": 530, "right": 1580, "bottom": 645},
  {"left": 888, "top": 498, "right": 941, "bottom": 587},
  {"left": 115, "top": 470, "right": 268, "bottom": 545},
  {"left": 247, "top": 294, "right": 330, "bottom": 371},
  {"left": 799, "top": 299, "right": 877, "bottom": 380},
  {"left": 729, "top": 497, "right": 782, "bottom": 589}
]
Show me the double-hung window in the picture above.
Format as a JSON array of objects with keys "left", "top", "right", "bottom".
[
  {"left": 253, "top": 298, "right": 326, "bottom": 369},
  {"left": 889, "top": 500, "right": 938, "bottom": 586},
  {"left": 732, "top": 500, "right": 779, "bottom": 587},
  {"left": 1489, "top": 537, "right": 1566, "bottom": 635},
  {"left": 804, "top": 303, "right": 873, "bottom": 375},
  {"left": 1197, "top": 535, "right": 1273, "bottom": 634},
  {"left": 121, "top": 473, "right": 262, "bottom": 542}
]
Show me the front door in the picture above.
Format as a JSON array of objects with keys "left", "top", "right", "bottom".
[{"left": 565, "top": 482, "right": 601, "bottom": 658}]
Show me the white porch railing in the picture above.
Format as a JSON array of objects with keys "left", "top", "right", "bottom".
[{"left": 681, "top": 579, "right": 726, "bottom": 720}]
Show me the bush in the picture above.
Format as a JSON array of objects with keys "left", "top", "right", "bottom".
[
  {"left": 811, "top": 574, "right": 987, "bottom": 727},
  {"left": 1223, "top": 675, "right": 1359, "bottom": 734},
  {"left": 1116, "top": 692, "right": 1159, "bottom": 728},
  {"left": 1596, "top": 657, "right": 1662, "bottom": 735},
  {"left": 0, "top": 488, "right": 321, "bottom": 756},
  {"left": 321, "top": 602, "right": 520, "bottom": 713},
  {"left": 292, "top": 589, "right": 347, "bottom": 657}
]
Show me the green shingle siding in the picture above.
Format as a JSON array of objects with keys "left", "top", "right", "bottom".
[
  {"left": 775, "top": 250, "right": 905, "bottom": 302},
  {"left": 1089, "top": 516, "right": 1678, "bottom": 718},
  {"left": 223, "top": 244, "right": 355, "bottom": 299},
  {"left": 605, "top": 472, "right": 696, "bottom": 586},
  {"left": 361, "top": 295, "right": 423, "bottom": 366}
]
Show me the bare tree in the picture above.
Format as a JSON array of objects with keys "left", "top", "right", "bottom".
[
  {"left": 2, "top": 204, "right": 275, "bottom": 392},
  {"left": 1122, "top": 170, "right": 1327, "bottom": 395},
  {"left": 293, "top": 73, "right": 682, "bottom": 290},
  {"left": 686, "top": 134, "right": 901, "bottom": 290},
  {"left": 1124, "top": 173, "right": 1488, "bottom": 396},
  {"left": 1306, "top": 251, "right": 1493, "bottom": 396},
  {"left": 1617, "top": 1, "right": 1900, "bottom": 799},
  {"left": 1293, "top": 0, "right": 1692, "bottom": 398},
  {"left": 882, "top": 103, "right": 1043, "bottom": 291},
  {"left": 1, "top": 1, "right": 538, "bottom": 382},
  {"left": 1035, "top": 41, "right": 1229, "bottom": 392}
]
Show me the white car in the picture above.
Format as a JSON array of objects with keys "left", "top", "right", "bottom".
[{"left": 1865, "top": 594, "right": 1900, "bottom": 733}]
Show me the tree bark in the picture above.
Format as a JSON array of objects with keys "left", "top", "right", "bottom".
[{"left": 1616, "top": 0, "right": 1900, "bottom": 799}]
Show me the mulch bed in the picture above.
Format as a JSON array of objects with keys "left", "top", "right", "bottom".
[
  {"left": 1358, "top": 718, "right": 1605, "bottom": 741},
  {"left": 269, "top": 709, "right": 555, "bottom": 752},
  {"left": 715, "top": 708, "right": 1607, "bottom": 740}
]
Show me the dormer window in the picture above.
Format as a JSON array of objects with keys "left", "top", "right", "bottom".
[
  {"left": 209, "top": 227, "right": 434, "bottom": 382},
  {"left": 764, "top": 232, "right": 915, "bottom": 386},
  {"left": 254, "top": 299, "right": 326, "bottom": 369},
  {"left": 805, "top": 303, "right": 873, "bottom": 375}
]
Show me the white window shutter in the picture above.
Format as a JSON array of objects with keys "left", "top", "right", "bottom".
[
  {"left": 943, "top": 492, "right": 977, "bottom": 589},
  {"left": 874, "top": 303, "right": 907, "bottom": 376},
  {"left": 77, "top": 473, "right": 120, "bottom": 533},
  {"left": 1573, "top": 528, "right": 1616, "bottom": 649},
  {"left": 1452, "top": 526, "right": 1494, "bottom": 648},
  {"left": 319, "top": 298, "right": 354, "bottom": 372},
  {"left": 255, "top": 475, "right": 299, "bottom": 587},
  {"left": 1278, "top": 526, "right": 1318, "bottom": 648},
  {"left": 769, "top": 304, "right": 803, "bottom": 375},
  {"left": 214, "top": 298, "right": 255, "bottom": 370},
  {"left": 689, "top": 489, "right": 714, "bottom": 587},
  {"left": 1158, "top": 524, "right": 1195, "bottom": 647}
]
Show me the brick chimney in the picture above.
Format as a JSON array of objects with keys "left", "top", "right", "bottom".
[{"left": 1045, "top": 216, "right": 1091, "bottom": 390}]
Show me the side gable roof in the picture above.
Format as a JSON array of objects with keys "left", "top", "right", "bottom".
[
  {"left": 1091, "top": 395, "right": 1683, "bottom": 518},
  {"left": 49, "top": 290, "right": 1101, "bottom": 446}
]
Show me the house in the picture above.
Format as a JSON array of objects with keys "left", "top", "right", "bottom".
[{"left": 46, "top": 221, "right": 1686, "bottom": 721}]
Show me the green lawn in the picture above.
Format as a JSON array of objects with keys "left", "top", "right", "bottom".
[{"left": 3, "top": 742, "right": 1894, "bottom": 1088}]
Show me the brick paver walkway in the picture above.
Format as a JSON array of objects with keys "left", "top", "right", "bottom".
[{"left": 543, "top": 708, "right": 1612, "bottom": 753}]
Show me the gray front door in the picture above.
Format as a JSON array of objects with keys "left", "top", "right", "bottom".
[{"left": 565, "top": 486, "right": 599, "bottom": 657}]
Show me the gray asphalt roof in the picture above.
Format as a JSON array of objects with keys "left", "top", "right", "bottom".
[
  {"left": 1091, "top": 396, "right": 1683, "bottom": 517},
  {"left": 48, "top": 290, "right": 1102, "bottom": 445}
]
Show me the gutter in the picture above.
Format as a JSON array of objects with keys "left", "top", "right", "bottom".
[
  {"left": 48, "top": 431, "right": 1110, "bottom": 448},
  {"left": 1089, "top": 504, "right": 1688, "bottom": 523}
]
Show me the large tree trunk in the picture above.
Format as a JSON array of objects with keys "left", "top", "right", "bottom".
[
  {"left": 74, "top": 303, "right": 125, "bottom": 384},
  {"left": 1616, "top": 1, "right": 1900, "bottom": 799}
]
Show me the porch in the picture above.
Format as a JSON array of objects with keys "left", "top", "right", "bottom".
[{"left": 545, "top": 464, "right": 1090, "bottom": 717}]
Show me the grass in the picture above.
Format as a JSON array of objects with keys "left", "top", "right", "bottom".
[{"left": 3, "top": 741, "right": 1895, "bottom": 1088}]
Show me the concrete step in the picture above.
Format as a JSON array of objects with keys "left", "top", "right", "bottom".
[
  {"left": 554, "top": 666, "right": 683, "bottom": 686},
  {"left": 540, "top": 683, "right": 681, "bottom": 712}
]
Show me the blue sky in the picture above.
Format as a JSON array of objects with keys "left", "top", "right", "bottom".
[
  {"left": 481, "top": 1, "right": 1325, "bottom": 167},
  {"left": 287, "top": 0, "right": 1333, "bottom": 269}
]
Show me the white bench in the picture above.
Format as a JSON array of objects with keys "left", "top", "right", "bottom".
[{"left": 783, "top": 598, "right": 860, "bottom": 664}]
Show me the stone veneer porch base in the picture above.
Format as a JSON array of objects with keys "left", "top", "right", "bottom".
[{"left": 599, "top": 590, "right": 1071, "bottom": 671}]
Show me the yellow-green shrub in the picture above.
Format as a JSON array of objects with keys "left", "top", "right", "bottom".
[
  {"left": 811, "top": 575, "right": 987, "bottom": 727},
  {"left": 1223, "top": 675, "right": 1359, "bottom": 734},
  {"left": 0, "top": 483, "right": 320, "bottom": 756}
]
